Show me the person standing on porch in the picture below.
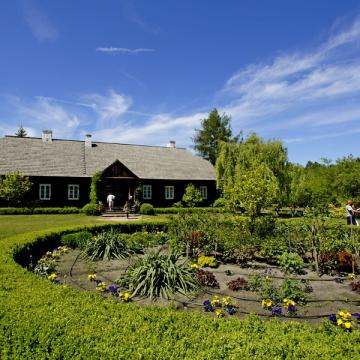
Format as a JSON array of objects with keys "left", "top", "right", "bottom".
[{"left": 107, "top": 193, "right": 115, "bottom": 211}]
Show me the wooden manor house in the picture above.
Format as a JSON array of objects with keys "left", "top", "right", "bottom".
[{"left": 0, "top": 131, "right": 216, "bottom": 208}]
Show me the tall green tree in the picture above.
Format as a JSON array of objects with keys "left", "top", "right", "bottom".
[
  {"left": 192, "top": 109, "right": 240, "bottom": 165},
  {"left": 0, "top": 171, "right": 32, "bottom": 205},
  {"left": 216, "top": 133, "right": 289, "bottom": 215},
  {"left": 15, "top": 125, "right": 27, "bottom": 137}
]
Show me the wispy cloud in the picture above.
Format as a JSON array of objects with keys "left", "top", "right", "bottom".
[
  {"left": 23, "top": 1, "right": 58, "bottom": 41},
  {"left": 96, "top": 47, "right": 154, "bottom": 54},
  {"left": 219, "top": 16, "right": 360, "bottom": 135}
]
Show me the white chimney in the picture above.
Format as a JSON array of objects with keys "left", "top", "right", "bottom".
[
  {"left": 85, "top": 134, "right": 92, "bottom": 147},
  {"left": 166, "top": 140, "right": 176, "bottom": 148},
  {"left": 42, "top": 130, "right": 53, "bottom": 142}
]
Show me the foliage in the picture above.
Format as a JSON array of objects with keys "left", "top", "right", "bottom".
[
  {"left": 194, "top": 269, "right": 219, "bottom": 288},
  {"left": 192, "top": 108, "right": 239, "bottom": 165},
  {"left": 0, "top": 207, "right": 82, "bottom": 215},
  {"left": 227, "top": 277, "right": 249, "bottom": 291},
  {"left": 182, "top": 183, "right": 203, "bottom": 207},
  {"left": 140, "top": 203, "right": 155, "bottom": 215},
  {"left": 119, "top": 250, "right": 198, "bottom": 299},
  {"left": 154, "top": 207, "right": 226, "bottom": 214},
  {"left": 61, "top": 231, "right": 93, "bottom": 249},
  {"left": 83, "top": 229, "right": 132, "bottom": 260},
  {"left": 197, "top": 255, "right": 217, "bottom": 267},
  {"left": 0, "top": 171, "right": 32, "bottom": 205},
  {"left": 216, "top": 133, "right": 288, "bottom": 213},
  {"left": 3, "top": 222, "right": 360, "bottom": 358},
  {"left": 89, "top": 171, "right": 103, "bottom": 204},
  {"left": 278, "top": 252, "right": 305, "bottom": 274},
  {"left": 212, "top": 197, "right": 227, "bottom": 207},
  {"left": 172, "top": 201, "right": 183, "bottom": 208},
  {"left": 82, "top": 203, "right": 101, "bottom": 216},
  {"left": 15, "top": 125, "right": 27, "bottom": 137}
]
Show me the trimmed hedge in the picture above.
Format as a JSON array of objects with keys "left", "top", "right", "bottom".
[
  {"left": 1, "top": 219, "right": 360, "bottom": 358},
  {"left": 0, "top": 207, "right": 81, "bottom": 215},
  {"left": 154, "top": 207, "right": 227, "bottom": 214}
]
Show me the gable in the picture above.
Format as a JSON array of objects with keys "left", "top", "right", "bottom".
[{"left": 103, "top": 160, "right": 137, "bottom": 178}]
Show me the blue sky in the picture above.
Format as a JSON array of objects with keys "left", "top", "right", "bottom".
[{"left": 1, "top": 0, "right": 360, "bottom": 164}]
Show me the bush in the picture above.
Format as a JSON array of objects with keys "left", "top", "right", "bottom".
[
  {"left": 140, "top": 203, "right": 155, "bottom": 215},
  {"left": 172, "top": 201, "right": 183, "bottom": 208},
  {"left": 227, "top": 277, "right": 249, "bottom": 291},
  {"left": 194, "top": 269, "right": 219, "bottom": 288},
  {"left": 119, "top": 250, "right": 198, "bottom": 299},
  {"left": 212, "top": 198, "right": 227, "bottom": 207},
  {"left": 82, "top": 203, "right": 101, "bottom": 216},
  {"left": 197, "top": 255, "right": 218, "bottom": 268},
  {"left": 61, "top": 231, "right": 93, "bottom": 249},
  {"left": 182, "top": 183, "right": 203, "bottom": 207},
  {"left": 278, "top": 252, "right": 305, "bottom": 274},
  {"left": 83, "top": 229, "right": 132, "bottom": 260},
  {"left": 0, "top": 207, "right": 81, "bottom": 215}
]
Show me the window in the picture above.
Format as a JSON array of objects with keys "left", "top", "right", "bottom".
[
  {"left": 39, "top": 184, "right": 51, "bottom": 200},
  {"left": 200, "top": 186, "right": 208, "bottom": 199},
  {"left": 68, "top": 184, "right": 80, "bottom": 200},
  {"left": 143, "top": 185, "right": 152, "bottom": 200},
  {"left": 165, "top": 185, "right": 174, "bottom": 200}
]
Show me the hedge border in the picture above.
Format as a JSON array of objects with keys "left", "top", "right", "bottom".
[{"left": 1, "top": 219, "right": 360, "bottom": 358}]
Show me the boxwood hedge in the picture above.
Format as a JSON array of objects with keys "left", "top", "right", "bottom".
[{"left": 1, "top": 219, "right": 360, "bottom": 359}]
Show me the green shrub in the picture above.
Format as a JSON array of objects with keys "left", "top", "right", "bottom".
[
  {"left": 118, "top": 250, "right": 198, "bottom": 299},
  {"left": 154, "top": 207, "right": 225, "bottom": 214},
  {"left": 61, "top": 231, "right": 93, "bottom": 249},
  {"left": 172, "top": 201, "right": 183, "bottom": 208},
  {"left": 0, "top": 207, "right": 81, "bottom": 215},
  {"left": 82, "top": 203, "right": 101, "bottom": 216},
  {"left": 212, "top": 197, "right": 227, "bottom": 207},
  {"left": 83, "top": 229, "right": 132, "bottom": 260},
  {"left": 182, "top": 183, "right": 203, "bottom": 207},
  {"left": 278, "top": 252, "right": 305, "bottom": 274},
  {"left": 140, "top": 203, "right": 155, "bottom": 215}
]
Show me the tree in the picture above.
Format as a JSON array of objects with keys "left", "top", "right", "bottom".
[
  {"left": 192, "top": 109, "right": 240, "bottom": 165},
  {"left": 216, "top": 133, "right": 289, "bottom": 212},
  {"left": 0, "top": 171, "right": 32, "bottom": 205},
  {"left": 15, "top": 125, "right": 27, "bottom": 137},
  {"left": 182, "top": 183, "right": 203, "bottom": 207}
]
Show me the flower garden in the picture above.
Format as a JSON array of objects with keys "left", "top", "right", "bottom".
[{"left": 2, "top": 214, "right": 360, "bottom": 358}]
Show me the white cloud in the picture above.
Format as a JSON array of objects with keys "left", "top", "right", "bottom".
[
  {"left": 96, "top": 47, "right": 154, "bottom": 54},
  {"left": 23, "top": 2, "right": 58, "bottom": 41},
  {"left": 83, "top": 90, "right": 132, "bottom": 122}
]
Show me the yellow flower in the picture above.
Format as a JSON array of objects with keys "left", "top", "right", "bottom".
[
  {"left": 283, "top": 299, "right": 296, "bottom": 306},
  {"left": 47, "top": 273, "right": 58, "bottom": 281},
  {"left": 344, "top": 322, "right": 352, "bottom": 329},
  {"left": 119, "top": 292, "right": 131, "bottom": 302},
  {"left": 337, "top": 319, "right": 343, "bottom": 326},
  {"left": 261, "top": 299, "right": 273, "bottom": 309},
  {"left": 211, "top": 295, "right": 220, "bottom": 306},
  {"left": 222, "top": 296, "right": 232, "bottom": 306},
  {"left": 88, "top": 274, "right": 97, "bottom": 281},
  {"left": 191, "top": 264, "right": 199, "bottom": 270},
  {"left": 348, "top": 273, "right": 356, "bottom": 281},
  {"left": 96, "top": 282, "right": 107, "bottom": 292},
  {"left": 265, "top": 276, "right": 272, "bottom": 281},
  {"left": 338, "top": 311, "right": 351, "bottom": 320},
  {"left": 215, "top": 309, "right": 225, "bottom": 318}
]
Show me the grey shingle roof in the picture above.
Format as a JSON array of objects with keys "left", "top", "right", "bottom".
[{"left": 0, "top": 136, "right": 216, "bottom": 180}]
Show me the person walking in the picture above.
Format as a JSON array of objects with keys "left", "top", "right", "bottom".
[{"left": 107, "top": 193, "right": 115, "bottom": 211}]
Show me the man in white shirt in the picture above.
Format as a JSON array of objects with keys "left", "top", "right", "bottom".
[{"left": 107, "top": 193, "right": 115, "bottom": 211}]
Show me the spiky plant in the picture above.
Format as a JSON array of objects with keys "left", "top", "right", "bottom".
[
  {"left": 118, "top": 250, "right": 199, "bottom": 299},
  {"left": 83, "top": 229, "right": 132, "bottom": 261}
]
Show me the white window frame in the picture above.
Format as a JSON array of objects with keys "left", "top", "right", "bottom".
[
  {"left": 165, "top": 185, "right": 174, "bottom": 200},
  {"left": 200, "top": 186, "right": 208, "bottom": 199},
  {"left": 143, "top": 185, "right": 152, "bottom": 200},
  {"left": 39, "top": 184, "right": 51, "bottom": 200},
  {"left": 68, "top": 184, "right": 80, "bottom": 200}
]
